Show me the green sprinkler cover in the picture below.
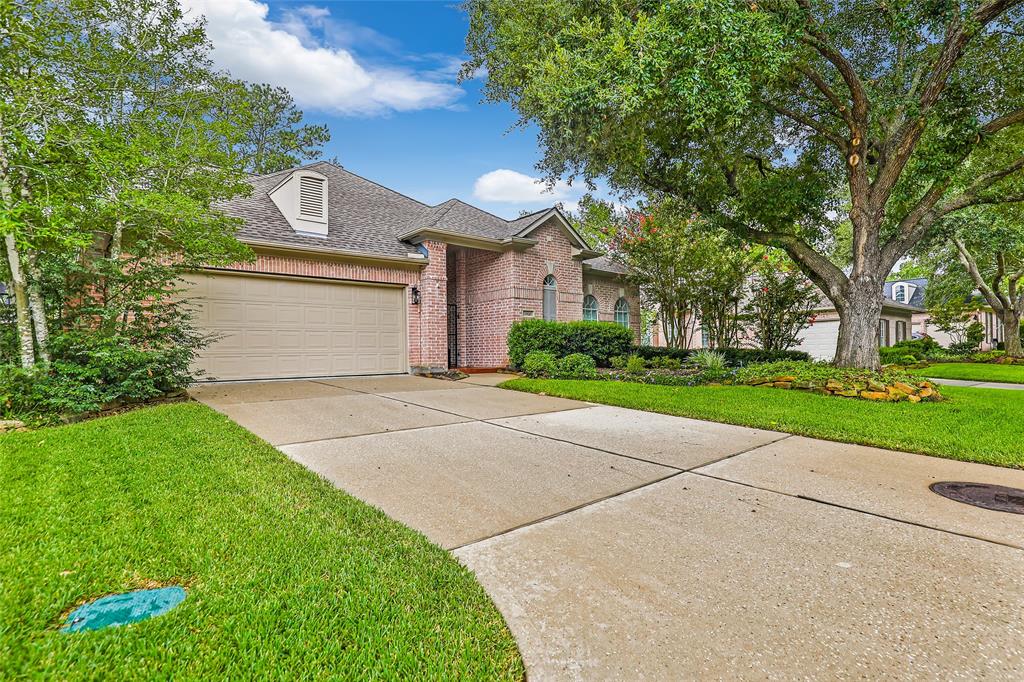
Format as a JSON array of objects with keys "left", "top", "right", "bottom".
[{"left": 62, "top": 586, "right": 186, "bottom": 633}]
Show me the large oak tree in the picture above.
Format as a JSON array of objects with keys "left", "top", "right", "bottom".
[{"left": 464, "top": 0, "right": 1024, "bottom": 368}]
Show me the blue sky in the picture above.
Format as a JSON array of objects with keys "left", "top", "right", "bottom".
[{"left": 183, "top": 0, "right": 606, "bottom": 218}]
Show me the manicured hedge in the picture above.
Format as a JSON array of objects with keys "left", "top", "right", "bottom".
[
  {"left": 630, "top": 345, "right": 810, "bottom": 366},
  {"left": 507, "top": 320, "right": 633, "bottom": 368}
]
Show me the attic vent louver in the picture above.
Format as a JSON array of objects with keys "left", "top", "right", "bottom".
[{"left": 298, "top": 176, "right": 325, "bottom": 220}]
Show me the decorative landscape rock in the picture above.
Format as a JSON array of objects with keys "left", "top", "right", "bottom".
[
  {"left": 742, "top": 376, "right": 941, "bottom": 403},
  {"left": 0, "top": 419, "right": 27, "bottom": 433}
]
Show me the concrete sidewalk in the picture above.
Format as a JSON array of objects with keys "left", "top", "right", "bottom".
[{"left": 194, "top": 374, "right": 1024, "bottom": 680}]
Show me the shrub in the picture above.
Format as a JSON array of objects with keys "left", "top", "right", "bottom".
[
  {"left": 625, "top": 354, "right": 647, "bottom": 374},
  {"left": 879, "top": 346, "right": 911, "bottom": 365},
  {"left": 736, "top": 360, "right": 921, "bottom": 387},
  {"left": 507, "top": 320, "right": 566, "bottom": 368},
  {"left": 522, "top": 351, "right": 558, "bottom": 378},
  {"left": 555, "top": 353, "right": 598, "bottom": 380},
  {"left": 561, "top": 321, "right": 633, "bottom": 366},
  {"left": 648, "top": 356, "right": 683, "bottom": 370},
  {"left": 689, "top": 349, "right": 727, "bottom": 371},
  {"left": 969, "top": 350, "right": 1006, "bottom": 363},
  {"left": 0, "top": 331, "right": 197, "bottom": 422},
  {"left": 609, "top": 355, "right": 628, "bottom": 370},
  {"left": 507, "top": 320, "right": 632, "bottom": 368},
  {"left": 631, "top": 345, "right": 810, "bottom": 366}
]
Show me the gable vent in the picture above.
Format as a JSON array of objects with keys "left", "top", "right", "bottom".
[{"left": 298, "top": 176, "right": 325, "bottom": 220}]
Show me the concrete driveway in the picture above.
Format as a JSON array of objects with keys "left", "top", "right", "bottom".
[{"left": 193, "top": 375, "right": 1024, "bottom": 680}]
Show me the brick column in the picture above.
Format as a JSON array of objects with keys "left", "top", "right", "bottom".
[{"left": 415, "top": 240, "right": 448, "bottom": 372}]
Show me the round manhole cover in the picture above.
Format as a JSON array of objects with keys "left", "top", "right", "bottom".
[
  {"left": 62, "top": 586, "right": 186, "bottom": 633},
  {"left": 930, "top": 481, "right": 1024, "bottom": 515}
]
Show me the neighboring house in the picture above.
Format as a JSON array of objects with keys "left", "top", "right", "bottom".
[
  {"left": 794, "top": 296, "right": 920, "bottom": 361},
  {"left": 884, "top": 277, "right": 1004, "bottom": 350},
  {"left": 184, "top": 162, "right": 640, "bottom": 381}
]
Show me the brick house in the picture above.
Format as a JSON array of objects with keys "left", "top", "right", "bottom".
[{"left": 184, "top": 162, "right": 640, "bottom": 381}]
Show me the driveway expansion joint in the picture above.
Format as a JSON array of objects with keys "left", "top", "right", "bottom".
[{"left": 691, "top": 469, "right": 1024, "bottom": 552}]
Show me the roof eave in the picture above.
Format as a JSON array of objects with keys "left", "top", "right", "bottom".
[
  {"left": 398, "top": 228, "right": 538, "bottom": 252},
  {"left": 241, "top": 238, "right": 428, "bottom": 268}
]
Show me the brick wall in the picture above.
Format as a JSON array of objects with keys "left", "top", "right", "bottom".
[
  {"left": 513, "top": 217, "right": 585, "bottom": 324},
  {"left": 414, "top": 240, "right": 448, "bottom": 371},
  {"left": 582, "top": 273, "right": 642, "bottom": 343}
]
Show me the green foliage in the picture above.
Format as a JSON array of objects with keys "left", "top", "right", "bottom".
[
  {"left": 631, "top": 345, "right": 811, "bottom": 366},
  {"left": 464, "top": 0, "right": 1024, "bottom": 369},
  {"left": 689, "top": 349, "right": 727, "bottom": 372},
  {"left": 215, "top": 80, "right": 331, "bottom": 174},
  {"left": 555, "top": 353, "right": 597, "bottom": 380},
  {"left": 506, "top": 320, "right": 632, "bottom": 368},
  {"left": 561, "top": 321, "right": 634, "bottom": 366},
  {"left": 0, "top": 329, "right": 201, "bottom": 422},
  {"left": 605, "top": 205, "right": 754, "bottom": 349},
  {"left": 735, "top": 361, "right": 920, "bottom": 388},
  {"left": 647, "top": 356, "right": 683, "bottom": 370},
  {"left": 625, "top": 354, "right": 647, "bottom": 374},
  {"left": 947, "top": 321, "right": 987, "bottom": 356},
  {"left": 522, "top": 351, "right": 558, "bottom": 378},
  {"left": 609, "top": 355, "right": 628, "bottom": 370},
  {"left": 744, "top": 251, "right": 819, "bottom": 351}
]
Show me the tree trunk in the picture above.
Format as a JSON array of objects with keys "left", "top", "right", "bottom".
[
  {"left": 26, "top": 251, "right": 49, "bottom": 362},
  {"left": 1002, "top": 309, "right": 1022, "bottom": 357},
  {"left": 833, "top": 283, "right": 884, "bottom": 370},
  {"left": 3, "top": 234, "right": 35, "bottom": 368}
]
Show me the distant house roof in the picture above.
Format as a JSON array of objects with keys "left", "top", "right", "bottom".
[
  {"left": 884, "top": 277, "right": 928, "bottom": 308},
  {"left": 220, "top": 162, "right": 600, "bottom": 261}
]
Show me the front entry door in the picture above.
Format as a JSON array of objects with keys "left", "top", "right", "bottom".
[{"left": 447, "top": 303, "right": 458, "bottom": 368}]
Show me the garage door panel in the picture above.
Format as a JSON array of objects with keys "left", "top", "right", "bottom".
[{"left": 186, "top": 273, "right": 408, "bottom": 381}]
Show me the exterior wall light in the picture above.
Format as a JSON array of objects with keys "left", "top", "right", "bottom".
[{"left": 411, "top": 286, "right": 420, "bottom": 305}]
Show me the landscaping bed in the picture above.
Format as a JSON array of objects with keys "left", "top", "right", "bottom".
[
  {"left": 502, "top": 379, "right": 1024, "bottom": 469},
  {"left": 735, "top": 361, "right": 941, "bottom": 402},
  {"left": 0, "top": 403, "right": 523, "bottom": 679}
]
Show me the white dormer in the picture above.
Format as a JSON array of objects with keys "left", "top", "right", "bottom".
[
  {"left": 892, "top": 281, "right": 917, "bottom": 304},
  {"left": 269, "top": 169, "right": 328, "bottom": 236}
]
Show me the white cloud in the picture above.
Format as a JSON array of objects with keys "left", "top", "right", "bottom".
[
  {"left": 182, "top": 0, "right": 462, "bottom": 116},
  {"left": 473, "top": 169, "right": 573, "bottom": 204}
]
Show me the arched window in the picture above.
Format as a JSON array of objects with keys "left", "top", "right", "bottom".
[
  {"left": 542, "top": 275, "right": 557, "bottom": 321},
  {"left": 582, "top": 295, "right": 598, "bottom": 321},
  {"left": 614, "top": 298, "right": 630, "bottom": 328}
]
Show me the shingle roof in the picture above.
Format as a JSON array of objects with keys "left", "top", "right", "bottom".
[
  {"left": 583, "top": 255, "right": 627, "bottom": 275},
  {"left": 220, "top": 162, "right": 580, "bottom": 259},
  {"left": 884, "top": 277, "right": 928, "bottom": 307}
]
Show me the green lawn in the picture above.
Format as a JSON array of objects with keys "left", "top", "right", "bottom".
[
  {"left": 503, "top": 379, "right": 1024, "bottom": 469},
  {"left": 0, "top": 403, "right": 523, "bottom": 679},
  {"left": 924, "top": 362, "right": 1024, "bottom": 384}
]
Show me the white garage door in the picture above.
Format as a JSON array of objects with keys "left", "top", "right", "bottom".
[
  {"left": 185, "top": 272, "right": 407, "bottom": 381},
  {"left": 796, "top": 320, "right": 839, "bottom": 361}
]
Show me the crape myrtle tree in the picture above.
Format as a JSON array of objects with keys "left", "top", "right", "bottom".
[
  {"left": 744, "top": 251, "right": 819, "bottom": 352},
  {"left": 463, "top": 0, "right": 1024, "bottom": 369},
  {"left": 596, "top": 201, "right": 754, "bottom": 349}
]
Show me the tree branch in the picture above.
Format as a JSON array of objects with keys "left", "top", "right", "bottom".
[
  {"left": 767, "top": 102, "right": 846, "bottom": 148},
  {"left": 873, "top": 0, "right": 1022, "bottom": 207},
  {"left": 953, "top": 238, "right": 1007, "bottom": 313},
  {"left": 795, "top": 64, "right": 854, "bottom": 129},
  {"left": 983, "top": 109, "right": 1024, "bottom": 135}
]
